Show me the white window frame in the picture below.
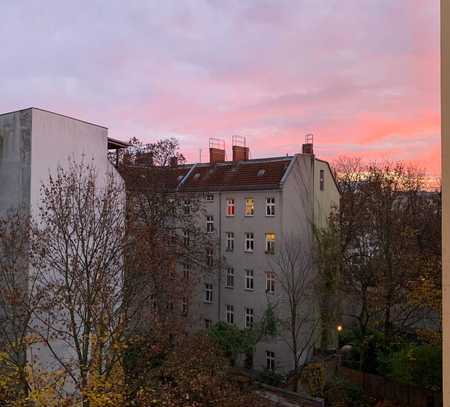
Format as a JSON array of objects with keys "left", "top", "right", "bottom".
[
  {"left": 265, "top": 233, "right": 276, "bottom": 254},
  {"left": 244, "top": 232, "right": 254, "bottom": 252},
  {"left": 183, "top": 199, "right": 191, "bottom": 215},
  {"left": 205, "top": 283, "right": 213, "bottom": 303},
  {"left": 245, "top": 198, "right": 255, "bottom": 217},
  {"left": 182, "top": 297, "right": 188, "bottom": 315},
  {"left": 226, "top": 304, "right": 234, "bottom": 324},
  {"left": 226, "top": 232, "right": 234, "bottom": 251},
  {"left": 206, "top": 215, "right": 214, "bottom": 233},
  {"left": 266, "top": 350, "right": 275, "bottom": 371},
  {"left": 183, "top": 230, "right": 190, "bottom": 247},
  {"left": 245, "top": 307, "right": 254, "bottom": 329},
  {"left": 266, "top": 271, "right": 275, "bottom": 294},
  {"left": 226, "top": 267, "right": 234, "bottom": 288},
  {"left": 245, "top": 269, "right": 254, "bottom": 291},
  {"left": 226, "top": 198, "right": 235, "bottom": 217},
  {"left": 206, "top": 248, "right": 214, "bottom": 267},
  {"left": 266, "top": 197, "right": 275, "bottom": 216},
  {"left": 183, "top": 263, "right": 191, "bottom": 280},
  {"left": 205, "top": 194, "right": 214, "bottom": 202},
  {"left": 320, "top": 169, "right": 325, "bottom": 191}
]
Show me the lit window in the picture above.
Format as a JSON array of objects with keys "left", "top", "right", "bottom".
[
  {"left": 226, "top": 199, "right": 235, "bottom": 216},
  {"left": 226, "top": 232, "right": 234, "bottom": 251},
  {"left": 245, "top": 198, "right": 255, "bottom": 216},
  {"left": 266, "top": 272, "right": 275, "bottom": 294},
  {"left": 244, "top": 232, "right": 254, "bottom": 252},
  {"left": 226, "top": 304, "right": 234, "bottom": 324},
  {"left": 184, "top": 199, "right": 191, "bottom": 215},
  {"left": 266, "top": 197, "right": 275, "bottom": 216},
  {"left": 206, "top": 215, "right": 214, "bottom": 233},
  {"left": 205, "top": 283, "right": 213, "bottom": 303},
  {"left": 265, "top": 233, "right": 275, "bottom": 254},
  {"left": 206, "top": 248, "right": 214, "bottom": 267},
  {"left": 205, "top": 319, "right": 212, "bottom": 328},
  {"left": 266, "top": 351, "right": 275, "bottom": 371},
  {"left": 245, "top": 308, "right": 254, "bottom": 328},
  {"left": 182, "top": 297, "right": 188, "bottom": 316},
  {"left": 226, "top": 267, "right": 234, "bottom": 288},
  {"left": 245, "top": 269, "right": 254, "bottom": 290},
  {"left": 320, "top": 169, "right": 325, "bottom": 191},
  {"left": 183, "top": 263, "right": 191, "bottom": 280},
  {"left": 205, "top": 194, "right": 214, "bottom": 202},
  {"left": 183, "top": 230, "right": 190, "bottom": 247}
]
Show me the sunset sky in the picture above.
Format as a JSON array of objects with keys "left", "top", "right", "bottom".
[{"left": 1, "top": 1, "right": 441, "bottom": 175}]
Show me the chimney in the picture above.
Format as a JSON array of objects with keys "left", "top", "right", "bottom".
[
  {"left": 302, "top": 133, "right": 314, "bottom": 155},
  {"left": 232, "top": 135, "right": 249, "bottom": 162},
  {"left": 209, "top": 138, "right": 225, "bottom": 164}
]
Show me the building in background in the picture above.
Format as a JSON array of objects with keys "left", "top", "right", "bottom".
[
  {"left": 174, "top": 137, "right": 339, "bottom": 372},
  {"left": 0, "top": 107, "right": 127, "bottom": 380}
]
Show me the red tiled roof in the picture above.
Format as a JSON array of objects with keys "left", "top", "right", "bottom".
[{"left": 179, "top": 157, "right": 293, "bottom": 192}]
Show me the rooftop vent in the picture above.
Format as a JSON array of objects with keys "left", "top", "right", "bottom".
[
  {"left": 193, "top": 173, "right": 201, "bottom": 180},
  {"left": 257, "top": 169, "right": 266, "bottom": 177}
]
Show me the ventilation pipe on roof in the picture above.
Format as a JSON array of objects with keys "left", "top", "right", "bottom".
[
  {"left": 209, "top": 138, "right": 226, "bottom": 164},
  {"left": 232, "top": 135, "right": 249, "bottom": 162},
  {"left": 302, "top": 133, "right": 314, "bottom": 154}
]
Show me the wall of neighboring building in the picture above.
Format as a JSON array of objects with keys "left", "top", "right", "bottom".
[
  {"left": 29, "top": 108, "right": 113, "bottom": 214},
  {"left": 314, "top": 159, "right": 340, "bottom": 229},
  {"left": 441, "top": 0, "right": 450, "bottom": 404},
  {"left": 0, "top": 109, "right": 32, "bottom": 216}
]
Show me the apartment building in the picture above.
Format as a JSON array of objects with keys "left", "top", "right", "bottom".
[{"left": 175, "top": 137, "right": 340, "bottom": 373}]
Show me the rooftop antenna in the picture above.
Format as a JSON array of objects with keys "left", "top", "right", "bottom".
[{"left": 199, "top": 148, "right": 202, "bottom": 163}]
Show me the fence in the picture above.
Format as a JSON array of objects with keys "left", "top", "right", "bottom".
[{"left": 339, "top": 366, "right": 442, "bottom": 407}]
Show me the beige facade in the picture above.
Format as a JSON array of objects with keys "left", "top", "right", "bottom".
[{"left": 442, "top": 1, "right": 450, "bottom": 404}]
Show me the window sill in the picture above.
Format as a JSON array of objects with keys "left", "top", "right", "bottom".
[
  {"left": 265, "top": 214, "right": 275, "bottom": 217},
  {"left": 244, "top": 250, "right": 254, "bottom": 254},
  {"left": 225, "top": 248, "right": 234, "bottom": 252},
  {"left": 244, "top": 288, "right": 255, "bottom": 292},
  {"left": 225, "top": 286, "right": 234, "bottom": 289},
  {"left": 204, "top": 301, "right": 213, "bottom": 305}
]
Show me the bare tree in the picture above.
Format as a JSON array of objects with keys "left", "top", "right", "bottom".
[
  {"left": 31, "top": 159, "right": 127, "bottom": 402},
  {"left": 269, "top": 235, "right": 319, "bottom": 386},
  {"left": 0, "top": 209, "right": 38, "bottom": 397}
]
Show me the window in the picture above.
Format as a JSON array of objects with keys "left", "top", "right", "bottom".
[
  {"left": 183, "top": 263, "right": 191, "bottom": 280},
  {"left": 226, "top": 267, "right": 234, "bottom": 288},
  {"left": 226, "top": 232, "right": 234, "bottom": 251},
  {"left": 266, "top": 351, "right": 275, "bottom": 371},
  {"left": 245, "top": 269, "right": 254, "bottom": 290},
  {"left": 226, "top": 304, "right": 234, "bottom": 324},
  {"left": 266, "top": 272, "right": 275, "bottom": 294},
  {"left": 206, "top": 215, "right": 214, "bottom": 233},
  {"left": 183, "top": 199, "right": 191, "bottom": 215},
  {"left": 205, "top": 283, "right": 213, "bottom": 303},
  {"left": 266, "top": 197, "right": 275, "bottom": 216},
  {"left": 206, "top": 248, "right": 214, "bottom": 267},
  {"left": 182, "top": 297, "right": 188, "bottom": 316},
  {"left": 320, "top": 169, "right": 325, "bottom": 191},
  {"left": 265, "top": 233, "right": 276, "bottom": 254},
  {"left": 245, "top": 198, "right": 255, "bottom": 216},
  {"left": 245, "top": 308, "right": 254, "bottom": 328},
  {"left": 226, "top": 199, "right": 235, "bottom": 216},
  {"left": 183, "top": 230, "right": 190, "bottom": 247},
  {"left": 244, "top": 232, "right": 254, "bottom": 252},
  {"left": 205, "top": 319, "right": 212, "bottom": 328},
  {"left": 205, "top": 194, "right": 214, "bottom": 202}
]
